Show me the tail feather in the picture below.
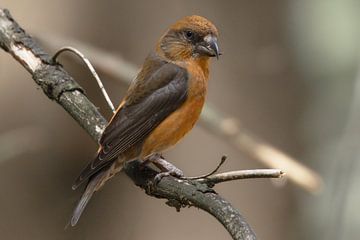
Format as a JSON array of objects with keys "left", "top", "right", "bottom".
[
  {"left": 72, "top": 159, "right": 113, "bottom": 190},
  {"left": 69, "top": 169, "right": 108, "bottom": 227},
  {"left": 69, "top": 160, "right": 124, "bottom": 227}
]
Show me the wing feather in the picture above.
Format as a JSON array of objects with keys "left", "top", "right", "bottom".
[{"left": 72, "top": 56, "right": 188, "bottom": 189}]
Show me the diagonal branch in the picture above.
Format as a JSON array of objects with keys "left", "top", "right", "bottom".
[
  {"left": 0, "top": 8, "right": 263, "bottom": 240},
  {"left": 0, "top": 9, "right": 107, "bottom": 141}
]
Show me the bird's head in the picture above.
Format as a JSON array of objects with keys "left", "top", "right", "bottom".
[{"left": 157, "top": 15, "right": 220, "bottom": 62}]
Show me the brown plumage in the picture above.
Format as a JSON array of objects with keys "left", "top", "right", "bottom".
[{"left": 70, "top": 15, "right": 220, "bottom": 226}]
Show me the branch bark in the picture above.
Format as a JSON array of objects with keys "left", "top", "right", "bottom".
[{"left": 0, "top": 8, "right": 258, "bottom": 240}]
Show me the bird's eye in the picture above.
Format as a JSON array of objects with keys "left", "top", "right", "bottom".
[{"left": 185, "top": 30, "right": 194, "bottom": 40}]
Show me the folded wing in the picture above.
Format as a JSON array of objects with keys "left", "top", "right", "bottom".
[{"left": 72, "top": 57, "right": 188, "bottom": 189}]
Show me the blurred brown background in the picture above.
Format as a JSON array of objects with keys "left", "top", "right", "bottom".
[{"left": 0, "top": 1, "right": 359, "bottom": 239}]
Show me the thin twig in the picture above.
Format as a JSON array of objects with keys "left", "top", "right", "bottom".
[
  {"left": 39, "top": 33, "right": 323, "bottom": 193},
  {"left": 197, "top": 169, "right": 284, "bottom": 186},
  {"left": 52, "top": 46, "right": 116, "bottom": 113},
  {"left": 181, "top": 155, "right": 227, "bottom": 180}
]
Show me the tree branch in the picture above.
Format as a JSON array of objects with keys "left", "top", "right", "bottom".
[
  {"left": 0, "top": 9, "right": 107, "bottom": 141},
  {"left": 125, "top": 160, "right": 257, "bottom": 240},
  {"left": 0, "top": 8, "right": 262, "bottom": 240}
]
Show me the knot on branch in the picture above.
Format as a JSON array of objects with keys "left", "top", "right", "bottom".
[{"left": 33, "top": 65, "right": 84, "bottom": 100}]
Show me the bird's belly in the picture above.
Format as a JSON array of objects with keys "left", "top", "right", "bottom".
[{"left": 140, "top": 96, "right": 205, "bottom": 158}]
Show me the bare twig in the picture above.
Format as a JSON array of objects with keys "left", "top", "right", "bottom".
[
  {"left": 39, "top": 34, "right": 322, "bottom": 193},
  {"left": 181, "top": 155, "right": 227, "bottom": 180},
  {"left": 0, "top": 8, "right": 259, "bottom": 240},
  {"left": 52, "top": 46, "right": 116, "bottom": 113},
  {"left": 197, "top": 169, "right": 284, "bottom": 186},
  {"left": 181, "top": 156, "right": 283, "bottom": 185}
]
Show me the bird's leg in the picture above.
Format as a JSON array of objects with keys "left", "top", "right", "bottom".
[{"left": 147, "top": 153, "right": 184, "bottom": 183}]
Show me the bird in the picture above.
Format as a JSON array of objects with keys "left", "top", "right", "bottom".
[{"left": 70, "top": 15, "right": 220, "bottom": 226}]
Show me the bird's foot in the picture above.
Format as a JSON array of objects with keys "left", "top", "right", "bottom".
[
  {"left": 147, "top": 154, "right": 184, "bottom": 184},
  {"left": 153, "top": 167, "right": 184, "bottom": 184}
]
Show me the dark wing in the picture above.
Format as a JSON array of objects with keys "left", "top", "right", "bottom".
[{"left": 72, "top": 59, "right": 188, "bottom": 189}]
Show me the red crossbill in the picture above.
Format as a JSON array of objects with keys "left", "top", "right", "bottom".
[{"left": 70, "top": 15, "right": 220, "bottom": 226}]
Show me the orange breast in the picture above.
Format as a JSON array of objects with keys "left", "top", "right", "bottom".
[{"left": 140, "top": 60, "right": 208, "bottom": 159}]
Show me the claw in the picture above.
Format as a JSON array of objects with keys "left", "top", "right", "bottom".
[
  {"left": 153, "top": 168, "right": 184, "bottom": 184},
  {"left": 146, "top": 153, "right": 185, "bottom": 184},
  {"left": 154, "top": 172, "right": 171, "bottom": 184}
]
